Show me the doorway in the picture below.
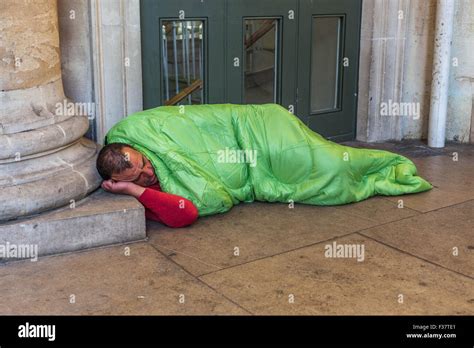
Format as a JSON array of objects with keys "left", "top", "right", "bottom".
[{"left": 140, "top": 0, "right": 362, "bottom": 140}]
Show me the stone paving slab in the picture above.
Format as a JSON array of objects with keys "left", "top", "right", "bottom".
[
  {"left": 148, "top": 199, "right": 416, "bottom": 277},
  {"left": 199, "top": 234, "right": 474, "bottom": 315},
  {"left": 0, "top": 242, "right": 248, "bottom": 315},
  {"left": 361, "top": 200, "right": 474, "bottom": 278},
  {"left": 386, "top": 155, "right": 473, "bottom": 212}
]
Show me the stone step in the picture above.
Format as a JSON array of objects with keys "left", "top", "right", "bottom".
[{"left": 0, "top": 189, "right": 146, "bottom": 262}]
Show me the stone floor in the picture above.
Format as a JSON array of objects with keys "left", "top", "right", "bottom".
[{"left": 0, "top": 141, "right": 473, "bottom": 315}]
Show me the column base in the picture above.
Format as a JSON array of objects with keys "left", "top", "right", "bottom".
[
  {"left": 0, "top": 189, "right": 146, "bottom": 261},
  {"left": 1, "top": 137, "right": 103, "bottom": 221}
]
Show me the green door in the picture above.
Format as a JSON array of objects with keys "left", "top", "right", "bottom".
[
  {"left": 226, "top": 0, "right": 298, "bottom": 111},
  {"left": 140, "top": 0, "right": 226, "bottom": 108},
  {"left": 140, "top": 0, "right": 361, "bottom": 141},
  {"left": 297, "top": 0, "right": 362, "bottom": 141}
]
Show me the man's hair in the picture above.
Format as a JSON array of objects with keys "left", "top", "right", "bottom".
[{"left": 96, "top": 143, "right": 133, "bottom": 180}]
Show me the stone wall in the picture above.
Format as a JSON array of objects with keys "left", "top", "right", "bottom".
[
  {"left": 57, "top": 0, "right": 143, "bottom": 144},
  {"left": 447, "top": 0, "right": 474, "bottom": 143},
  {"left": 357, "top": 0, "right": 474, "bottom": 143}
]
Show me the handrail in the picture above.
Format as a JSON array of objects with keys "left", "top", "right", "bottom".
[
  {"left": 245, "top": 19, "right": 275, "bottom": 49},
  {"left": 164, "top": 79, "right": 203, "bottom": 105}
]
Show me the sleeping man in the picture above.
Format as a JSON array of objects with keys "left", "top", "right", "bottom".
[
  {"left": 97, "top": 143, "right": 199, "bottom": 228},
  {"left": 97, "top": 103, "right": 432, "bottom": 228}
]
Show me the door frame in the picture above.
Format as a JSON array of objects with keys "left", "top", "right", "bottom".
[
  {"left": 140, "top": 0, "right": 226, "bottom": 109},
  {"left": 225, "top": 0, "right": 298, "bottom": 112},
  {"left": 140, "top": 0, "right": 362, "bottom": 141},
  {"left": 296, "top": 0, "right": 362, "bottom": 141}
]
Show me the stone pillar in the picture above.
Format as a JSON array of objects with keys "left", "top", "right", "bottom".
[
  {"left": 0, "top": 0, "right": 101, "bottom": 221},
  {"left": 427, "top": 0, "right": 455, "bottom": 148},
  {"left": 89, "top": 0, "right": 143, "bottom": 143}
]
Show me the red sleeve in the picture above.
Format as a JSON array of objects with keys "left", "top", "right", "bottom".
[{"left": 137, "top": 187, "right": 199, "bottom": 228}]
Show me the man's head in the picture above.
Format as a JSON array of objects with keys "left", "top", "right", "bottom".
[{"left": 96, "top": 143, "right": 158, "bottom": 187}]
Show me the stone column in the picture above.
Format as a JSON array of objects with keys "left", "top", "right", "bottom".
[
  {"left": 89, "top": 0, "right": 143, "bottom": 142},
  {"left": 0, "top": 0, "right": 101, "bottom": 221},
  {"left": 427, "top": 0, "right": 455, "bottom": 148}
]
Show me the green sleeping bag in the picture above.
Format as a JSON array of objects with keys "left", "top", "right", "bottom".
[{"left": 106, "top": 103, "right": 432, "bottom": 216}]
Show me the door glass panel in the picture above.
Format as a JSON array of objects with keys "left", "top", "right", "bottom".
[
  {"left": 310, "top": 16, "right": 342, "bottom": 113},
  {"left": 243, "top": 18, "right": 279, "bottom": 104},
  {"left": 161, "top": 20, "right": 204, "bottom": 105}
]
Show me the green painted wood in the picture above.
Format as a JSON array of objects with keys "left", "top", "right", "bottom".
[
  {"left": 140, "top": 0, "right": 226, "bottom": 108},
  {"left": 226, "top": 0, "right": 298, "bottom": 115},
  {"left": 140, "top": 0, "right": 362, "bottom": 140},
  {"left": 297, "top": 0, "right": 362, "bottom": 140}
]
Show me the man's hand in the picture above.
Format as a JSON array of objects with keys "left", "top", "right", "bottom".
[{"left": 101, "top": 180, "right": 145, "bottom": 198}]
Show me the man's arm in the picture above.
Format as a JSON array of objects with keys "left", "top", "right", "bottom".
[
  {"left": 137, "top": 188, "right": 198, "bottom": 227},
  {"left": 101, "top": 180, "right": 198, "bottom": 227}
]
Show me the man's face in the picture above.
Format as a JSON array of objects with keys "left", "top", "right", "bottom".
[{"left": 111, "top": 147, "right": 158, "bottom": 187}]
